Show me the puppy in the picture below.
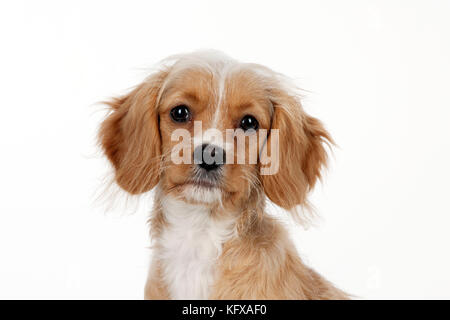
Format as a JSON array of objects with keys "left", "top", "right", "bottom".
[{"left": 99, "top": 51, "right": 348, "bottom": 299}]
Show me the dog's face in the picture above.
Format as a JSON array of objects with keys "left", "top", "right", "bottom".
[
  {"left": 99, "top": 52, "right": 332, "bottom": 213},
  {"left": 158, "top": 63, "right": 274, "bottom": 208}
]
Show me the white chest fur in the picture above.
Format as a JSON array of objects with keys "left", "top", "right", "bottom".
[{"left": 157, "top": 196, "right": 236, "bottom": 300}]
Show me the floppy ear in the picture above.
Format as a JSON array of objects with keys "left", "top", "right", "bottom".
[
  {"left": 261, "top": 90, "right": 333, "bottom": 210},
  {"left": 98, "top": 71, "right": 168, "bottom": 194}
]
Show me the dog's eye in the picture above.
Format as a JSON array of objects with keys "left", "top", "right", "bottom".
[
  {"left": 239, "top": 115, "right": 259, "bottom": 131},
  {"left": 170, "top": 105, "right": 191, "bottom": 123}
]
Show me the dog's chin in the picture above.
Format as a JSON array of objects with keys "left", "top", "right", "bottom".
[{"left": 181, "top": 183, "right": 222, "bottom": 205}]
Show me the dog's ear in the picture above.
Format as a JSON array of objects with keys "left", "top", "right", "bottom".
[
  {"left": 260, "top": 89, "right": 333, "bottom": 211},
  {"left": 99, "top": 71, "right": 168, "bottom": 194}
]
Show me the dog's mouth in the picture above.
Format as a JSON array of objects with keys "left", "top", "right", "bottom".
[
  {"left": 181, "top": 165, "right": 224, "bottom": 190},
  {"left": 184, "top": 179, "right": 220, "bottom": 189},
  {"left": 173, "top": 177, "right": 224, "bottom": 204},
  {"left": 170, "top": 174, "right": 223, "bottom": 192}
]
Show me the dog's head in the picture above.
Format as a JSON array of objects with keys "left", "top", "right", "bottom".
[{"left": 99, "top": 51, "right": 332, "bottom": 215}]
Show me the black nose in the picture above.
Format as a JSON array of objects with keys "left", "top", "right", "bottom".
[{"left": 194, "top": 144, "right": 226, "bottom": 171}]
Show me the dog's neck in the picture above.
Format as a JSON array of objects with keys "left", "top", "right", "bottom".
[{"left": 155, "top": 195, "right": 237, "bottom": 299}]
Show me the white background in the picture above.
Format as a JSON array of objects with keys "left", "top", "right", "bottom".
[{"left": 0, "top": 0, "right": 449, "bottom": 299}]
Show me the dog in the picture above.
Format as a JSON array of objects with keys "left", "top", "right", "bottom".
[{"left": 99, "top": 50, "right": 348, "bottom": 299}]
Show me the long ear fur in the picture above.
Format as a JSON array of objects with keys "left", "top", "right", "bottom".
[
  {"left": 261, "top": 88, "right": 333, "bottom": 213},
  {"left": 98, "top": 71, "right": 168, "bottom": 194}
]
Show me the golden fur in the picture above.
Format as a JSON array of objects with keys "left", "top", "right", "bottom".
[{"left": 99, "top": 51, "right": 348, "bottom": 300}]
